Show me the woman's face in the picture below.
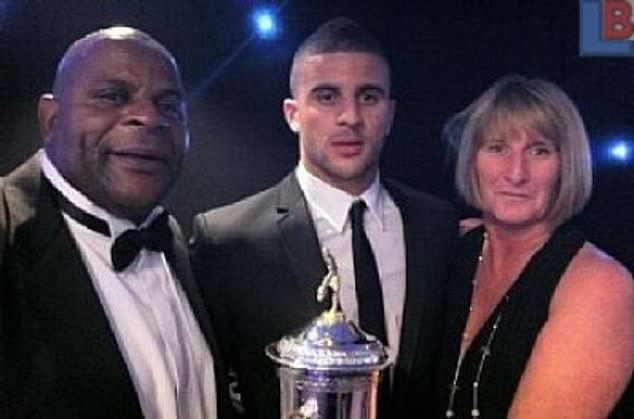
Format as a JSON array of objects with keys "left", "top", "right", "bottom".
[{"left": 475, "top": 124, "right": 560, "bottom": 230}]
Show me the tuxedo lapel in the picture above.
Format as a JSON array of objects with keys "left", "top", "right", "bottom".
[
  {"left": 165, "top": 219, "right": 224, "bottom": 359},
  {"left": 10, "top": 163, "right": 140, "bottom": 413},
  {"left": 165, "top": 219, "right": 233, "bottom": 417},
  {"left": 275, "top": 174, "right": 326, "bottom": 312},
  {"left": 385, "top": 183, "right": 430, "bottom": 374},
  {"left": 165, "top": 218, "right": 213, "bottom": 340}
]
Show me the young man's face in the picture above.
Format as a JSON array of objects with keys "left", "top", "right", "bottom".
[{"left": 284, "top": 52, "right": 395, "bottom": 195}]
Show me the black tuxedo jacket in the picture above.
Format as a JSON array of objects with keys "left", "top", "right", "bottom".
[
  {"left": 0, "top": 154, "right": 232, "bottom": 419},
  {"left": 190, "top": 172, "right": 457, "bottom": 418}
]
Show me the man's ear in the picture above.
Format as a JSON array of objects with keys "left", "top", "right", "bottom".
[
  {"left": 282, "top": 98, "right": 300, "bottom": 133},
  {"left": 38, "top": 93, "right": 58, "bottom": 144}
]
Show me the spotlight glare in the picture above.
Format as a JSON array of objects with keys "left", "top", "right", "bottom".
[
  {"left": 609, "top": 141, "right": 631, "bottom": 162},
  {"left": 252, "top": 9, "right": 279, "bottom": 39},
  {"left": 257, "top": 14, "right": 273, "bottom": 31}
]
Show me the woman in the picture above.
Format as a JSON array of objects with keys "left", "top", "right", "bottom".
[{"left": 438, "top": 75, "right": 633, "bottom": 418}]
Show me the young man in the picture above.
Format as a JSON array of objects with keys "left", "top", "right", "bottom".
[
  {"left": 0, "top": 26, "right": 230, "bottom": 418},
  {"left": 191, "top": 18, "right": 457, "bottom": 418}
]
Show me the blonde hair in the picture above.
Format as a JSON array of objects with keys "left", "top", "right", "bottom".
[{"left": 445, "top": 75, "right": 592, "bottom": 227}]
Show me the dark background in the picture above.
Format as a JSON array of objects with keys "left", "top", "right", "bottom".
[{"left": 1, "top": 1, "right": 632, "bottom": 270}]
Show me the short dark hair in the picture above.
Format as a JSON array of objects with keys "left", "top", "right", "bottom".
[{"left": 289, "top": 17, "right": 389, "bottom": 95}]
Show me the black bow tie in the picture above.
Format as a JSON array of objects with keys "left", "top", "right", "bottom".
[
  {"left": 111, "top": 211, "right": 173, "bottom": 272},
  {"left": 54, "top": 188, "right": 111, "bottom": 236},
  {"left": 53, "top": 187, "right": 172, "bottom": 272}
]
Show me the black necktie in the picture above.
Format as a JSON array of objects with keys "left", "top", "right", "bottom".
[
  {"left": 111, "top": 211, "right": 173, "bottom": 271},
  {"left": 53, "top": 188, "right": 172, "bottom": 272},
  {"left": 350, "top": 200, "right": 391, "bottom": 417},
  {"left": 349, "top": 200, "right": 387, "bottom": 345}
]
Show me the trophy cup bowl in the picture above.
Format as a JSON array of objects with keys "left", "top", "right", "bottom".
[{"left": 265, "top": 249, "right": 391, "bottom": 419}]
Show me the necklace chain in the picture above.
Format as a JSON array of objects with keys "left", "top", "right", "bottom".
[{"left": 446, "top": 231, "right": 509, "bottom": 418}]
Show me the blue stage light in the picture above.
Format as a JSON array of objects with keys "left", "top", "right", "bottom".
[
  {"left": 590, "top": 136, "right": 633, "bottom": 167},
  {"left": 252, "top": 9, "right": 279, "bottom": 39},
  {"left": 608, "top": 141, "right": 631, "bottom": 162}
]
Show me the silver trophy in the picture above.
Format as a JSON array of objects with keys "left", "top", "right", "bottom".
[{"left": 266, "top": 249, "right": 391, "bottom": 419}]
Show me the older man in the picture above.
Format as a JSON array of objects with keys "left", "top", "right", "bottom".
[{"left": 0, "top": 26, "right": 230, "bottom": 418}]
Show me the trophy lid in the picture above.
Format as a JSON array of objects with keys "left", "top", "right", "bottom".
[{"left": 266, "top": 249, "right": 390, "bottom": 372}]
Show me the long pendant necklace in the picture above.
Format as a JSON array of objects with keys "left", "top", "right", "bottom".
[{"left": 445, "top": 232, "right": 510, "bottom": 418}]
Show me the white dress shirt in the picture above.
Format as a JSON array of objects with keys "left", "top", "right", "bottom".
[
  {"left": 295, "top": 163, "right": 406, "bottom": 363},
  {"left": 41, "top": 153, "right": 217, "bottom": 419}
]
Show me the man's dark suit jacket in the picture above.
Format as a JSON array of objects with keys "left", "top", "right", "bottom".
[
  {"left": 0, "top": 154, "right": 232, "bottom": 419},
  {"left": 190, "top": 172, "right": 457, "bottom": 418}
]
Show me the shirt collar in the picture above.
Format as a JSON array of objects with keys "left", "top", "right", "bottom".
[
  {"left": 295, "top": 162, "right": 385, "bottom": 233},
  {"left": 40, "top": 151, "right": 163, "bottom": 238}
]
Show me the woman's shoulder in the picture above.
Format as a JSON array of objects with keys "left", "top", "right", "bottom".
[
  {"left": 571, "top": 242, "right": 632, "bottom": 283},
  {"left": 510, "top": 240, "right": 633, "bottom": 419},
  {"left": 553, "top": 241, "right": 632, "bottom": 313}
]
